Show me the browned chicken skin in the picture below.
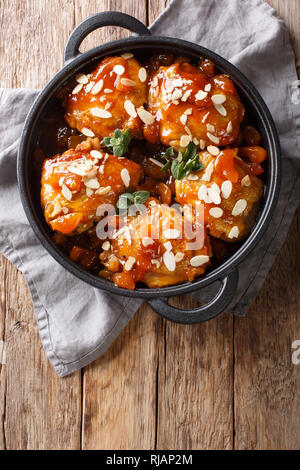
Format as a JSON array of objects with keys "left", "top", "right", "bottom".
[
  {"left": 41, "top": 138, "right": 141, "bottom": 234},
  {"left": 99, "top": 201, "right": 212, "bottom": 290},
  {"left": 144, "top": 61, "right": 245, "bottom": 148},
  {"left": 40, "top": 54, "right": 267, "bottom": 291},
  {"left": 64, "top": 56, "right": 148, "bottom": 140},
  {"left": 175, "top": 149, "right": 264, "bottom": 242}
]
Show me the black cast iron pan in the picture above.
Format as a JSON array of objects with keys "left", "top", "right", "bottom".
[{"left": 17, "top": 12, "right": 281, "bottom": 324}]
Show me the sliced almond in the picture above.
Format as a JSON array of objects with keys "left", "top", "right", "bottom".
[
  {"left": 121, "top": 168, "right": 130, "bottom": 188},
  {"left": 184, "top": 108, "right": 193, "bottom": 115},
  {"left": 121, "top": 52, "right": 134, "bottom": 59},
  {"left": 228, "top": 226, "right": 240, "bottom": 239},
  {"left": 187, "top": 174, "right": 199, "bottom": 181},
  {"left": 195, "top": 90, "right": 208, "bottom": 101},
  {"left": 142, "top": 237, "right": 154, "bottom": 247},
  {"left": 201, "top": 161, "right": 215, "bottom": 182},
  {"left": 137, "top": 107, "right": 155, "bottom": 125},
  {"left": 163, "top": 251, "right": 176, "bottom": 272},
  {"left": 209, "top": 207, "right": 224, "bottom": 218},
  {"left": 51, "top": 200, "right": 62, "bottom": 217},
  {"left": 163, "top": 229, "right": 181, "bottom": 239},
  {"left": 83, "top": 177, "right": 100, "bottom": 189},
  {"left": 204, "top": 83, "right": 212, "bottom": 92},
  {"left": 184, "top": 126, "right": 192, "bottom": 136},
  {"left": 190, "top": 255, "right": 210, "bottom": 267},
  {"left": 207, "top": 132, "right": 220, "bottom": 145},
  {"left": 102, "top": 241, "right": 111, "bottom": 251},
  {"left": 212, "top": 94, "right": 226, "bottom": 105},
  {"left": 180, "top": 135, "right": 191, "bottom": 148},
  {"left": 214, "top": 103, "right": 227, "bottom": 117},
  {"left": 81, "top": 127, "right": 95, "bottom": 137},
  {"left": 164, "top": 241, "right": 173, "bottom": 252},
  {"left": 95, "top": 186, "right": 111, "bottom": 195},
  {"left": 75, "top": 73, "right": 89, "bottom": 84},
  {"left": 200, "top": 139, "right": 206, "bottom": 150},
  {"left": 172, "top": 78, "right": 183, "bottom": 87},
  {"left": 90, "top": 107, "right": 112, "bottom": 118},
  {"left": 227, "top": 121, "right": 233, "bottom": 133},
  {"left": 62, "top": 184, "right": 72, "bottom": 201},
  {"left": 172, "top": 89, "right": 183, "bottom": 101},
  {"left": 91, "top": 79, "right": 103, "bottom": 95},
  {"left": 124, "top": 99, "right": 137, "bottom": 118},
  {"left": 121, "top": 78, "right": 136, "bottom": 87},
  {"left": 72, "top": 83, "right": 83, "bottom": 95},
  {"left": 207, "top": 145, "right": 220, "bottom": 156},
  {"left": 207, "top": 124, "right": 215, "bottom": 133},
  {"left": 182, "top": 89, "right": 192, "bottom": 102},
  {"left": 175, "top": 252, "right": 185, "bottom": 263},
  {"left": 149, "top": 158, "right": 164, "bottom": 168},
  {"left": 208, "top": 187, "right": 221, "bottom": 205},
  {"left": 113, "top": 64, "right": 125, "bottom": 75},
  {"left": 67, "top": 164, "right": 92, "bottom": 176},
  {"left": 104, "top": 88, "right": 113, "bottom": 93},
  {"left": 232, "top": 199, "right": 247, "bottom": 216},
  {"left": 90, "top": 150, "right": 103, "bottom": 159},
  {"left": 241, "top": 175, "right": 251, "bottom": 187},
  {"left": 221, "top": 180, "right": 233, "bottom": 199},
  {"left": 193, "top": 137, "right": 200, "bottom": 146},
  {"left": 202, "top": 112, "right": 210, "bottom": 123},
  {"left": 86, "top": 82, "right": 94, "bottom": 93},
  {"left": 138, "top": 67, "right": 147, "bottom": 83},
  {"left": 125, "top": 256, "right": 136, "bottom": 271}
]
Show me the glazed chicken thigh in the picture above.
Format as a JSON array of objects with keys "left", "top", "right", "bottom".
[
  {"left": 41, "top": 138, "right": 141, "bottom": 235},
  {"left": 64, "top": 56, "right": 148, "bottom": 140},
  {"left": 144, "top": 61, "right": 245, "bottom": 149},
  {"left": 99, "top": 201, "right": 212, "bottom": 290},
  {"left": 175, "top": 148, "right": 264, "bottom": 242}
]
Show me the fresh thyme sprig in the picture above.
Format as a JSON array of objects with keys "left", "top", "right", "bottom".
[
  {"left": 103, "top": 129, "right": 131, "bottom": 157},
  {"left": 162, "top": 142, "right": 204, "bottom": 180}
]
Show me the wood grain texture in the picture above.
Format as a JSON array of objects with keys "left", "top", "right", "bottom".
[
  {"left": 0, "top": 0, "right": 299, "bottom": 451},
  {"left": 149, "top": 1, "right": 234, "bottom": 450},
  {"left": 0, "top": 0, "right": 82, "bottom": 450},
  {"left": 234, "top": 0, "right": 300, "bottom": 450},
  {"left": 75, "top": 0, "right": 160, "bottom": 451},
  {"left": 82, "top": 304, "right": 160, "bottom": 450},
  {"left": 156, "top": 298, "right": 233, "bottom": 450}
]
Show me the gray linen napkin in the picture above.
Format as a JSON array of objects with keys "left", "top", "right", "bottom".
[{"left": 0, "top": 0, "right": 299, "bottom": 377}]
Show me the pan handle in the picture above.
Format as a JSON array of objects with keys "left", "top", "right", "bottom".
[
  {"left": 64, "top": 11, "right": 151, "bottom": 63},
  {"left": 147, "top": 269, "right": 239, "bottom": 324}
]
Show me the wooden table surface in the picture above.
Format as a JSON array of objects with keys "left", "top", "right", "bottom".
[{"left": 0, "top": 0, "right": 299, "bottom": 451}]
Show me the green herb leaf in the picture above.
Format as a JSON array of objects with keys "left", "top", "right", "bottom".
[
  {"left": 116, "top": 193, "right": 134, "bottom": 210},
  {"left": 161, "top": 160, "right": 171, "bottom": 172},
  {"left": 165, "top": 147, "right": 175, "bottom": 158},
  {"left": 103, "top": 129, "right": 131, "bottom": 157},
  {"left": 171, "top": 153, "right": 204, "bottom": 180},
  {"left": 171, "top": 159, "right": 186, "bottom": 180},
  {"left": 133, "top": 191, "right": 150, "bottom": 205},
  {"left": 183, "top": 142, "right": 197, "bottom": 162},
  {"left": 116, "top": 190, "right": 150, "bottom": 213}
]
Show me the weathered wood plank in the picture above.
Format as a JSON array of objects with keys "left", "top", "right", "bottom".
[
  {"left": 148, "top": 0, "right": 234, "bottom": 451},
  {"left": 82, "top": 304, "right": 160, "bottom": 450},
  {"left": 157, "top": 297, "right": 234, "bottom": 450},
  {"left": 0, "top": 0, "right": 82, "bottom": 450},
  {"left": 76, "top": 0, "right": 159, "bottom": 450},
  {"left": 234, "top": 0, "right": 300, "bottom": 450},
  {"left": 265, "top": 0, "right": 300, "bottom": 66}
]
